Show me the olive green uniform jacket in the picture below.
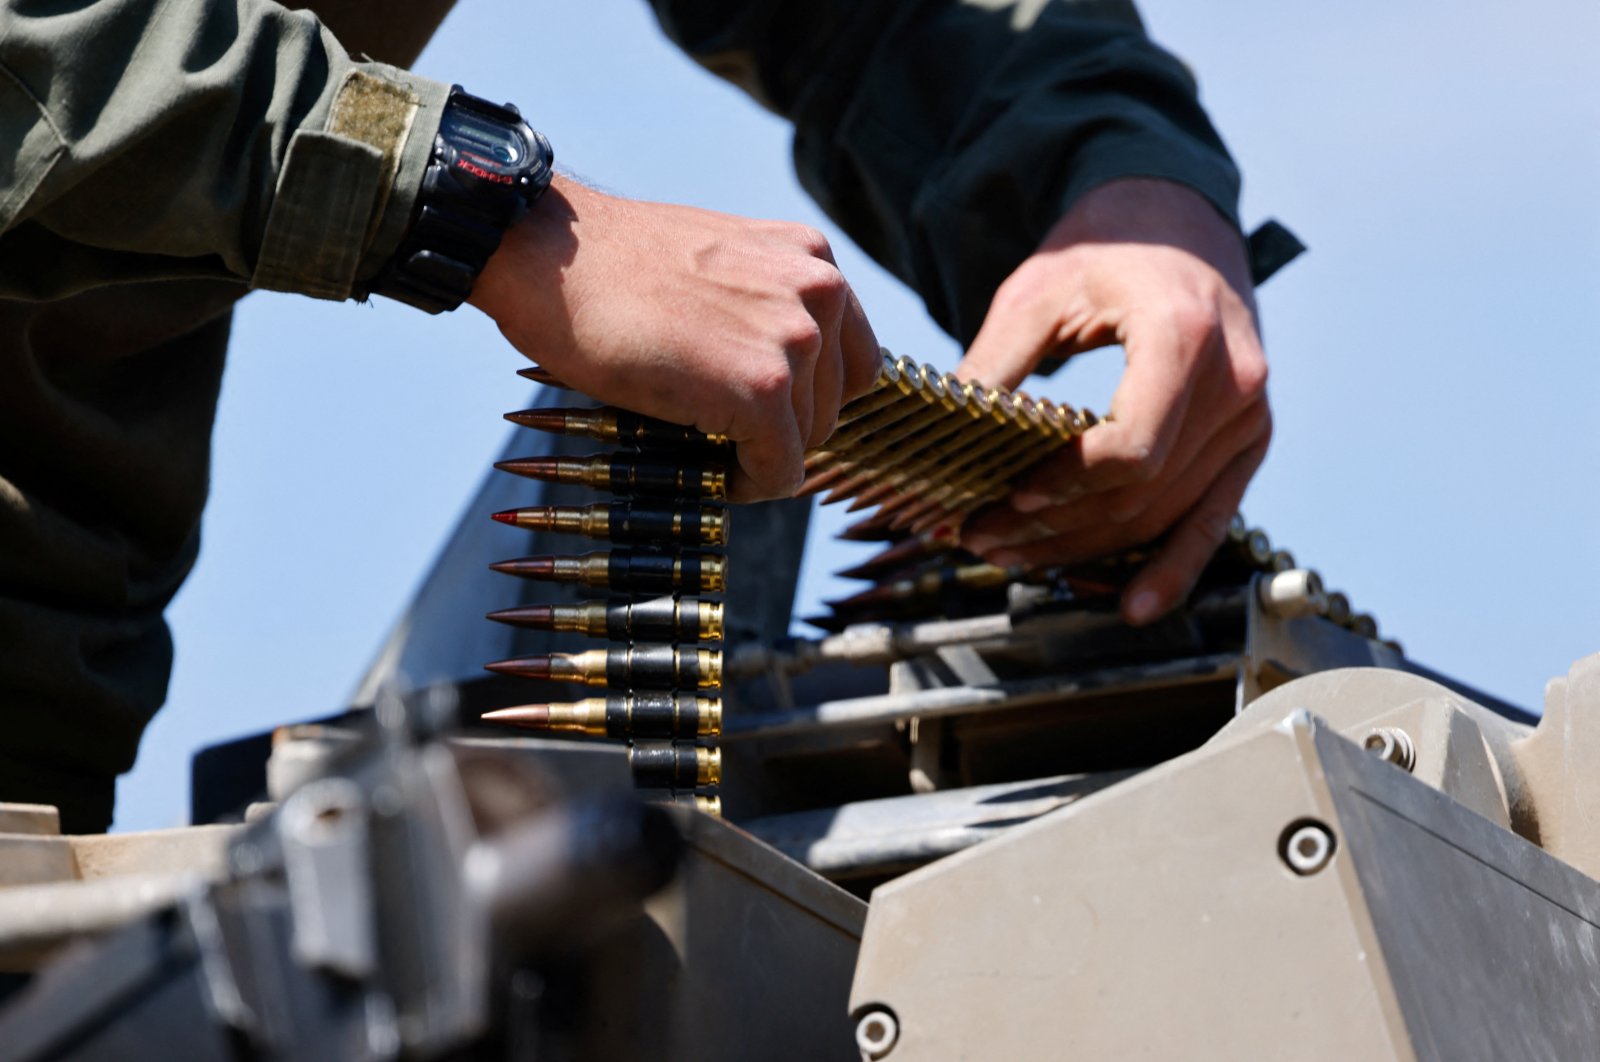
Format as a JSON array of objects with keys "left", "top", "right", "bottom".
[{"left": 0, "top": 0, "right": 1241, "bottom": 831}]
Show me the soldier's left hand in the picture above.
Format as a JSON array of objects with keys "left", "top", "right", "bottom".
[{"left": 956, "top": 177, "right": 1271, "bottom": 626}]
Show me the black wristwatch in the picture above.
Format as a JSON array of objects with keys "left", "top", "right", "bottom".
[{"left": 370, "top": 86, "right": 555, "bottom": 314}]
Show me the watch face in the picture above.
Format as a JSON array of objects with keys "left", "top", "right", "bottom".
[{"left": 441, "top": 106, "right": 527, "bottom": 174}]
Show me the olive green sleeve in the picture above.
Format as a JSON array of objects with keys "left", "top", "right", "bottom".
[
  {"left": 648, "top": 0, "right": 1242, "bottom": 344},
  {"left": 0, "top": 0, "right": 449, "bottom": 302}
]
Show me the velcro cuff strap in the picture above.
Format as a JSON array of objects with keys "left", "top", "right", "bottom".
[{"left": 252, "top": 130, "right": 383, "bottom": 299}]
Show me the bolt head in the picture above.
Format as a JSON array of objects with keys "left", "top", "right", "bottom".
[
  {"left": 1281, "top": 820, "right": 1337, "bottom": 876},
  {"left": 856, "top": 1007, "right": 900, "bottom": 1059}
]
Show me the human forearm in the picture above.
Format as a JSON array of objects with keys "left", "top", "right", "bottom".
[
  {"left": 648, "top": 0, "right": 1240, "bottom": 343},
  {"left": 0, "top": 0, "right": 447, "bottom": 300}
]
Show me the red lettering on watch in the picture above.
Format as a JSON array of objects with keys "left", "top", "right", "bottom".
[{"left": 454, "top": 157, "right": 514, "bottom": 184}]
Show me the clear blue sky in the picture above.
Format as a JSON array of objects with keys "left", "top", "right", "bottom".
[{"left": 114, "top": 0, "right": 1600, "bottom": 829}]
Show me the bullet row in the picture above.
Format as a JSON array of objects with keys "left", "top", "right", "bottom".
[
  {"left": 484, "top": 365, "right": 727, "bottom": 809},
  {"left": 812, "top": 507, "right": 1394, "bottom": 653},
  {"left": 798, "top": 351, "right": 1087, "bottom": 537}
]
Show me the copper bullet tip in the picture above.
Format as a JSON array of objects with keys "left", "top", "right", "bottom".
[
  {"left": 494, "top": 457, "right": 561, "bottom": 480},
  {"left": 485, "top": 605, "right": 555, "bottom": 629},
  {"left": 484, "top": 657, "right": 552, "bottom": 680},
  {"left": 480, "top": 705, "right": 553, "bottom": 729},
  {"left": 517, "top": 366, "right": 569, "bottom": 388},
  {"left": 490, "top": 510, "right": 519, "bottom": 525},
  {"left": 489, "top": 557, "right": 556, "bottom": 578},
  {"left": 504, "top": 409, "right": 568, "bottom": 433},
  {"left": 836, "top": 514, "right": 901, "bottom": 542}
]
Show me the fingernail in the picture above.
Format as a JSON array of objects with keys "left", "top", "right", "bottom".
[{"left": 1125, "top": 590, "right": 1163, "bottom": 625}]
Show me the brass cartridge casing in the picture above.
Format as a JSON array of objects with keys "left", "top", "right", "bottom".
[
  {"left": 489, "top": 550, "right": 726, "bottom": 594},
  {"left": 491, "top": 502, "right": 728, "bottom": 548},
  {"left": 495, "top": 454, "right": 727, "bottom": 500},
  {"left": 485, "top": 647, "right": 725, "bottom": 690},
  {"left": 481, "top": 693, "right": 722, "bottom": 739},
  {"left": 629, "top": 742, "right": 723, "bottom": 789},
  {"left": 504, "top": 407, "right": 730, "bottom": 448},
  {"left": 486, "top": 598, "right": 723, "bottom": 643}
]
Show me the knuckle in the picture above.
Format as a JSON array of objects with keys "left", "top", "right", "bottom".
[
  {"left": 788, "top": 223, "right": 833, "bottom": 259},
  {"left": 798, "top": 260, "right": 848, "bottom": 309},
  {"left": 992, "top": 264, "right": 1044, "bottom": 313},
  {"left": 778, "top": 314, "right": 825, "bottom": 361},
  {"left": 1119, "top": 439, "right": 1167, "bottom": 484},
  {"left": 1167, "top": 297, "right": 1219, "bottom": 348},
  {"left": 1192, "top": 507, "right": 1234, "bottom": 547},
  {"left": 746, "top": 362, "right": 795, "bottom": 404},
  {"left": 1235, "top": 352, "right": 1270, "bottom": 399}
]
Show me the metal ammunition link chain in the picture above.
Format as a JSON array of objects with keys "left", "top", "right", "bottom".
[
  {"left": 484, "top": 370, "right": 728, "bottom": 815},
  {"left": 484, "top": 351, "right": 1394, "bottom": 787}
]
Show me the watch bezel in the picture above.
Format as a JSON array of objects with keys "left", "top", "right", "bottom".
[{"left": 435, "top": 91, "right": 554, "bottom": 202}]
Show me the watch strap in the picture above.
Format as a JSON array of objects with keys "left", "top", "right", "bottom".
[{"left": 368, "top": 88, "right": 552, "bottom": 315}]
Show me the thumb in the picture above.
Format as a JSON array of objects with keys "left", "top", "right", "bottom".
[{"left": 728, "top": 412, "right": 806, "bottom": 502}]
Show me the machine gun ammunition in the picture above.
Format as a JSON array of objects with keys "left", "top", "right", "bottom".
[
  {"left": 481, "top": 692, "right": 722, "bottom": 739},
  {"left": 1323, "top": 591, "right": 1352, "bottom": 627},
  {"left": 869, "top": 397, "right": 1059, "bottom": 530},
  {"left": 840, "top": 385, "right": 1001, "bottom": 512},
  {"left": 494, "top": 453, "right": 727, "bottom": 500},
  {"left": 505, "top": 407, "right": 729, "bottom": 449},
  {"left": 516, "top": 366, "right": 570, "bottom": 389},
  {"left": 629, "top": 741, "right": 722, "bottom": 789},
  {"left": 489, "top": 548, "right": 726, "bottom": 594},
  {"left": 1240, "top": 529, "right": 1274, "bottom": 568},
  {"left": 837, "top": 512, "right": 907, "bottom": 542},
  {"left": 818, "top": 375, "right": 985, "bottom": 504},
  {"left": 491, "top": 501, "right": 729, "bottom": 547},
  {"left": 487, "top": 596, "right": 724, "bottom": 642},
  {"left": 659, "top": 791, "right": 722, "bottom": 816},
  {"left": 485, "top": 646, "right": 723, "bottom": 690},
  {"left": 803, "top": 363, "right": 949, "bottom": 492},
  {"left": 831, "top": 351, "right": 908, "bottom": 428},
  {"left": 826, "top": 563, "right": 1019, "bottom": 613},
  {"left": 819, "top": 375, "right": 1017, "bottom": 505},
  {"left": 833, "top": 529, "right": 960, "bottom": 581}
]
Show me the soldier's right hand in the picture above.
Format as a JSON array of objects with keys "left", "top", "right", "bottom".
[{"left": 470, "top": 177, "right": 881, "bottom": 501}]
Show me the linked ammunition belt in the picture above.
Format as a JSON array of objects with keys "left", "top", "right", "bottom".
[
  {"left": 482, "top": 353, "right": 1395, "bottom": 798},
  {"left": 482, "top": 370, "right": 729, "bottom": 814},
  {"left": 799, "top": 353, "right": 1389, "bottom": 645}
]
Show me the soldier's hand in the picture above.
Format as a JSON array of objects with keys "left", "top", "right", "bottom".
[
  {"left": 956, "top": 178, "right": 1271, "bottom": 626},
  {"left": 470, "top": 177, "right": 881, "bottom": 501}
]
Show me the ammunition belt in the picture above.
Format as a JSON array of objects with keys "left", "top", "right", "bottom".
[
  {"left": 803, "top": 353, "right": 1390, "bottom": 646},
  {"left": 484, "top": 371, "right": 728, "bottom": 815},
  {"left": 482, "top": 353, "right": 1395, "bottom": 802}
]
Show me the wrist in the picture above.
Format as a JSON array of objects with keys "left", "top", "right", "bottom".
[
  {"left": 367, "top": 86, "right": 554, "bottom": 314},
  {"left": 1054, "top": 178, "right": 1253, "bottom": 285},
  {"left": 469, "top": 175, "right": 584, "bottom": 319}
]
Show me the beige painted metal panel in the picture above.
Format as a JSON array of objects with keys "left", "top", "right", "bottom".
[{"left": 850, "top": 715, "right": 1407, "bottom": 1060}]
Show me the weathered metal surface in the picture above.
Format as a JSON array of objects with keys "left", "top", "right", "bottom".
[
  {"left": 582, "top": 809, "right": 866, "bottom": 1062},
  {"left": 744, "top": 771, "right": 1134, "bottom": 879},
  {"left": 851, "top": 696, "right": 1600, "bottom": 1060}
]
